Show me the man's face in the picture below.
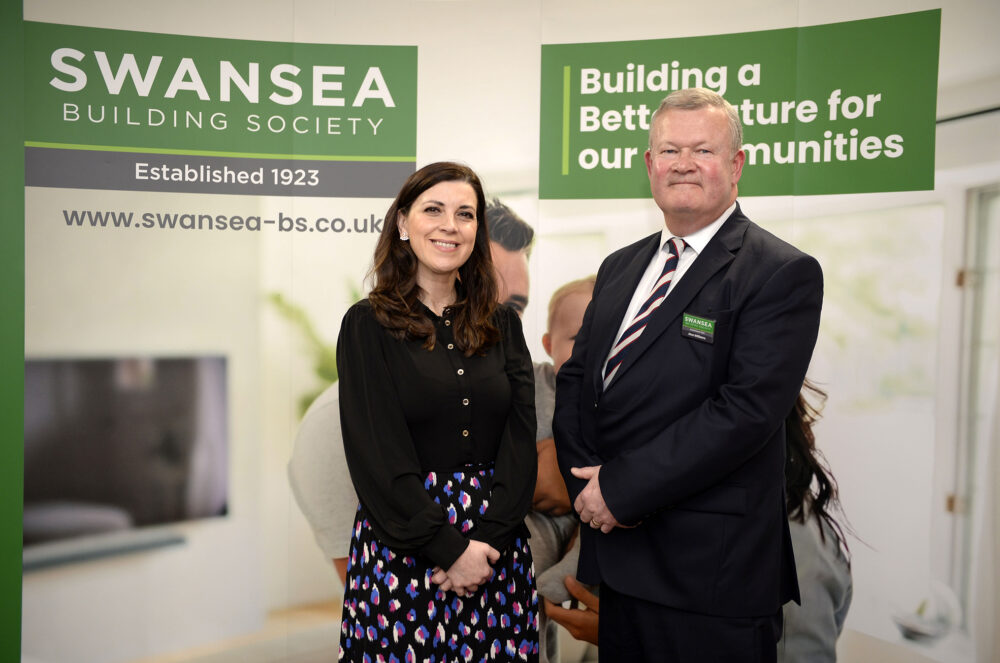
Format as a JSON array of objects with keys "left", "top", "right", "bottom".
[
  {"left": 644, "top": 106, "right": 745, "bottom": 234},
  {"left": 490, "top": 242, "right": 530, "bottom": 316},
  {"left": 543, "top": 290, "right": 591, "bottom": 374}
]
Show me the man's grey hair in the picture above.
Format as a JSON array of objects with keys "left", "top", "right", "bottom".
[{"left": 648, "top": 87, "right": 743, "bottom": 157}]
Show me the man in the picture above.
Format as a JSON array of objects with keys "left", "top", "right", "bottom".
[
  {"left": 486, "top": 198, "right": 533, "bottom": 315},
  {"left": 553, "top": 87, "right": 822, "bottom": 662},
  {"left": 288, "top": 199, "right": 574, "bottom": 662}
]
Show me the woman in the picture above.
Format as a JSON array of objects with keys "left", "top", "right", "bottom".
[
  {"left": 336, "top": 162, "right": 539, "bottom": 662},
  {"left": 779, "top": 380, "right": 852, "bottom": 662}
]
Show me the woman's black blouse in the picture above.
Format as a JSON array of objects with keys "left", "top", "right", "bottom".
[{"left": 336, "top": 299, "right": 537, "bottom": 571}]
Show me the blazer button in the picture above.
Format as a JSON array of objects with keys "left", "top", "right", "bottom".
[
  {"left": 593, "top": 401, "right": 598, "bottom": 409},
  {"left": 462, "top": 429, "right": 469, "bottom": 437},
  {"left": 457, "top": 368, "right": 464, "bottom": 376}
]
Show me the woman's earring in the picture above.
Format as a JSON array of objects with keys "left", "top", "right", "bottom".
[{"left": 400, "top": 232, "right": 409, "bottom": 241}]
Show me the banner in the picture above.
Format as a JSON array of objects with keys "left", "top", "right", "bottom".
[
  {"left": 24, "top": 22, "right": 417, "bottom": 196},
  {"left": 13, "top": 5, "right": 970, "bottom": 663},
  {"left": 19, "top": 19, "right": 417, "bottom": 660},
  {"left": 539, "top": 10, "right": 940, "bottom": 198}
]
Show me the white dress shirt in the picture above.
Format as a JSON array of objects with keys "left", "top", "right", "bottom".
[{"left": 603, "top": 202, "right": 736, "bottom": 376}]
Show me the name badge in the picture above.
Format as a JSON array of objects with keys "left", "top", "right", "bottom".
[{"left": 681, "top": 313, "right": 715, "bottom": 344}]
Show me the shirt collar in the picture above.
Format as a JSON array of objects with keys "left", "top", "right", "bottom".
[
  {"left": 658, "top": 201, "right": 737, "bottom": 255},
  {"left": 416, "top": 278, "right": 464, "bottom": 320}
]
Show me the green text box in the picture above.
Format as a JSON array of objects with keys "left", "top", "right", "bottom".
[
  {"left": 25, "top": 22, "right": 417, "bottom": 160},
  {"left": 539, "top": 11, "right": 940, "bottom": 198}
]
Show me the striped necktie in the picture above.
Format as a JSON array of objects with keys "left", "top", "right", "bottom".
[{"left": 603, "top": 236, "right": 686, "bottom": 390}]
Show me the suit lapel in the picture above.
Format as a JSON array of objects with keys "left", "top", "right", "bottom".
[
  {"left": 605, "top": 208, "right": 749, "bottom": 392},
  {"left": 589, "top": 233, "right": 661, "bottom": 395}
]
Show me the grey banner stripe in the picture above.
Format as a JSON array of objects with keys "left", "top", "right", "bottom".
[{"left": 25, "top": 147, "right": 414, "bottom": 198}]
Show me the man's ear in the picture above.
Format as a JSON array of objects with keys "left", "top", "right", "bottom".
[{"left": 731, "top": 149, "right": 746, "bottom": 184}]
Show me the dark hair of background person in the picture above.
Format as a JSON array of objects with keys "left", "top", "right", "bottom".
[
  {"left": 486, "top": 198, "right": 535, "bottom": 256},
  {"left": 368, "top": 162, "right": 500, "bottom": 355},
  {"left": 785, "top": 379, "right": 850, "bottom": 556}
]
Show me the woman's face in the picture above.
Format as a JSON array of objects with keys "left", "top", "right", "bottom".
[{"left": 399, "top": 180, "right": 479, "bottom": 286}]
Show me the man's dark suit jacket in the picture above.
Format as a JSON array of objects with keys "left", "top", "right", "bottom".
[{"left": 553, "top": 203, "right": 821, "bottom": 619}]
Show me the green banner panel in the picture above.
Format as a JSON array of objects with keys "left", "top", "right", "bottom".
[
  {"left": 24, "top": 21, "right": 417, "bottom": 194},
  {"left": 539, "top": 10, "right": 940, "bottom": 198},
  {"left": 1, "top": 2, "right": 24, "bottom": 659}
]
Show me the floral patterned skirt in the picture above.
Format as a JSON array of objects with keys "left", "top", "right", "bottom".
[{"left": 338, "top": 466, "right": 538, "bottom": 662}]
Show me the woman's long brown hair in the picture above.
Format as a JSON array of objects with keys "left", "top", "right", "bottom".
[
  {"left": 367, "top": 162, "right": 499, "bottom": 354},
  {"left": 785, "top": 380, "right": 850, "bottom": 557}
]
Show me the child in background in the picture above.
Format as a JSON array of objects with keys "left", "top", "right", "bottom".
[{"left": 529, "top": 276, "right": 596, "bottom": 662}]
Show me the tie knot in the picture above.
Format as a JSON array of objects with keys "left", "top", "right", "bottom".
[{"left": 667, "top": 236, "right": 685, "bottom": 258}]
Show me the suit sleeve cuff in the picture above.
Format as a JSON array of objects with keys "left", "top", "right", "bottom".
[{"left": 600, "top": 462, "right": 643, "bottom": 526}]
